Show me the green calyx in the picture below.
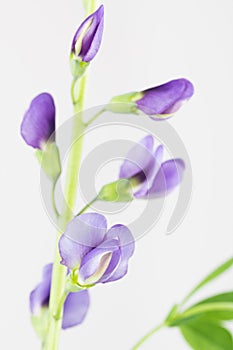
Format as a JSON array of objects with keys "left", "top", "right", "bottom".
[
  {"left": 98, "top": 178, "right": 134, "bottom": 202},
  {"left": 66, "top": 270, "right": 94, "bottom": 292},
  {"left": 70, "top": 53, "right": 89, "bottom": 79},
  {"left": 106, "top": 92, "right": 143, "bottom": 114},
  {"left": 31, "top": 308, "right": 49, "bottom": 343},
  {"left": 35, "top": 142, "right": 61, "bottom": 182}
]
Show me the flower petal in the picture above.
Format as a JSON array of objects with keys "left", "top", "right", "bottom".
[
  {"left": 119, "top": 135, "right": 155, "bottom": 180},
  {"left": 102, "top": 224, "right": 135, "bottom": 282},
  {"left": 134, "top": 144, "right": 164, "bottom": 198},
  {"left": 59, "top": 213, "right": 107, "bottom": 269},
  {"left": 62, "top": 290, "right": 90, "bottom": 329},
  {"left": 148, "top": 159, "right": 185, "bottom": 197},
  {"left": 30, "top": 264, "right": 52, "bottom": 314},
  {"left": 136, "top": 78, "right": 194, "bottom": 116},
  {"left": 21, "top": 93, "right": 55, "bottom": 149},
  {"left": 79, "top": 239, "right": 120, "bottom": 285}
]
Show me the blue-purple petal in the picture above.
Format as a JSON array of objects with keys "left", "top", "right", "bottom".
[
  {"left": 136, "top": 78, "right": 194, "bottom": 116},
  {"left": 102, "top": 224, "right": 135, "bottom": 282},
  {"left": 30, "top": 264, "right": 52, "bottom": 314},
  {"left": 79, "top": 239, "right": 120, "bottom": 285},
  {"left": 98, "top": 249, "right": 121, "bottom": 283},
  {"left": 147, "top": 159, "right": 185, "bottom": 197},
  {"left": 59, "top": 213, "right": 107, "bottom": 269},
  {"left": 21, "top": 93, "right": 55, "bottom": 149},
  {"left": 134, "top": 145, "right": 164, "bottom": 198},
  {"left": 119, "top": 135, "right": 155, "bottom": 180},
  {"left": 62, "top": 290, "right": 90, "bottom": 329}
]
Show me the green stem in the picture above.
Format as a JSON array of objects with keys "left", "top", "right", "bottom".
[
  {"left": 83, "top": 0, "right": 96, "bottom": 14},
  {"left": 52, "top": 180, "right": 60, "bottom": 218},
  {"left": 131, "top": 323, "right": 165, "bottom": 350},
  {"left": 54, "top": 289, "right": 69, "bottom": 321},
  {"left": 84, "top": 108, "right": 105, "bottom": 126},
  {"left": 76, "top": 195, "right": 99, "bottom": 216},
  {"left": 45, "top": 74, "right": 87, "bottom": 350}
]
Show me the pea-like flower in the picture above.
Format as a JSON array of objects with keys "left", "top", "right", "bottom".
[
  {"left": 59, "top": 213, "right": 135, "bottom": 285},
  {"left": 107, "top": 78, "right": 194, "bottom": 119},
  {"left": 30, "top": 264, "right": 90, "bottom": 329},
  {"left": 71, "top": 5, "right": 104, "bottom": 63},
  {"left": 20, "top": 93, "right": 55, "bottom": 149},
  {"left": 119, "top": 135, "right": 185, "bottom": 198}
]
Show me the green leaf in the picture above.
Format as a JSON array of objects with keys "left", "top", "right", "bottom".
[
  {"left": 193, "top": 292, "right": 233, "bottom": 320},
  {"left": 182, "top": 257, "right": 233, "bottom": 304},
  {"left": 98, "top": 179, "right": 134, "bottom": 202},
  {"left": 180, "top": 320, "right": 233, "bottom": 350},
  {"left": 169, "top": 302, "right": 233, "bottom": 326}
]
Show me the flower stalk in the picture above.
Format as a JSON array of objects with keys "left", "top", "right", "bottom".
[
  {"left": 45, "top": 73, "right": 87, "bottom": 349},
  {"left": 131, "top": 323, "right": 165, "bottom": 350}
]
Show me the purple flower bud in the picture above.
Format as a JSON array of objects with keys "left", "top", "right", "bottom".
[
  {"left": 30, "top": 264, "right": 90, "bottom": 329},
  {"left": 107, "top": 78, "right": 194, "bottom": 119},
  {"left": 59, "top": 213, "right": 135, "bottom": 285},
  {"left": 20, "top": 93, "right": 55, "bottom": 149},
  {"left": 119, "top": 135, "right": 185, "bottom": 198},
  {"left": 135, "top": 79, "right": 194, "bottom": 118},
  {"left": 71, "top": 5, "right": 104, "bottom": 63}
]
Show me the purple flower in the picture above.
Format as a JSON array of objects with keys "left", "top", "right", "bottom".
[
  {"left": 30, "top": 264, "right": 90, "bottom": 329},
  {"left": 107, "top": 78, "right": 194, "bottom": 119},
  {"left": 20, "top": 93, "right": 55, "bottom": 149},
  {"left": 136, "top": 79, "right": 194, "bottom": 118},
  {"left": 71, "top": 5, "right": 104, "bottom": 63},
  {"left": 59, "top": 213, "right": 135, "bottom": 285},
  {"left": 119, "top": 135, "right": 185, "bottom": 198}
]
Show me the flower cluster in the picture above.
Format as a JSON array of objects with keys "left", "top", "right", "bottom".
[{"left": 20, "top": 2, "right": 195, "bottom": 345}]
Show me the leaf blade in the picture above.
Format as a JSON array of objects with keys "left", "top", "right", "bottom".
[
  {"left": 180, "top": 320, "right": 233, "bottom": 350},
  {"left": 182, "top": 257, "right": 233, "bottom": 305}
]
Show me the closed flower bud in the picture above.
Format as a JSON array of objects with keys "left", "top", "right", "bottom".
[
  {"left": 20, "top": 93, "right": 55, "bottom": 149},
  {"left": 106, "top": 78, "right": 194, "bottom": 120},
  {"left": 70, "top": 5, "right": 104, "bottom": 77}
]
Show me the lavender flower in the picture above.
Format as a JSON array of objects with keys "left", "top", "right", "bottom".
[
  {"left": 119, "top": 135, "right": 185, "bottom": 198},
  {"left": 59, "top": 213, "right": 135, "bottom": 285},
  {"left": 71, "top": 5, "right": 104, "bottom": 63},
  {"left": 20, "top": 93, "right": 55, "bottom": 149},
  {"left": 30, "top": 264, "right": 90, "bottom": 329},
  {"left": 107, "top": 78, "right": 194, "bottom": 119}
]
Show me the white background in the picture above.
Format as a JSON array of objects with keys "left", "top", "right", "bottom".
[{"left": 0, "top": 0, "right": 233, "bottom": 349}]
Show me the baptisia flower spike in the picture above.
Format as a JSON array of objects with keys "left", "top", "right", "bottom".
[
  {"left": 30, "top": 264, "right": 90, "bottom": 331},
  {"left": 106, "top": 78, "right": 194, "bottom": 120},
  {"left": 59, "top": 213, "right": 135, "bottom": 286},
  {"left": 99, "top": 135, "right": 185, "bottom": 201},
  {"left": 70, "top": 5, "right": 104, "bottom": 77},
  {"left": 20, "top": 93, "right": 61, "bottom": 181}
]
